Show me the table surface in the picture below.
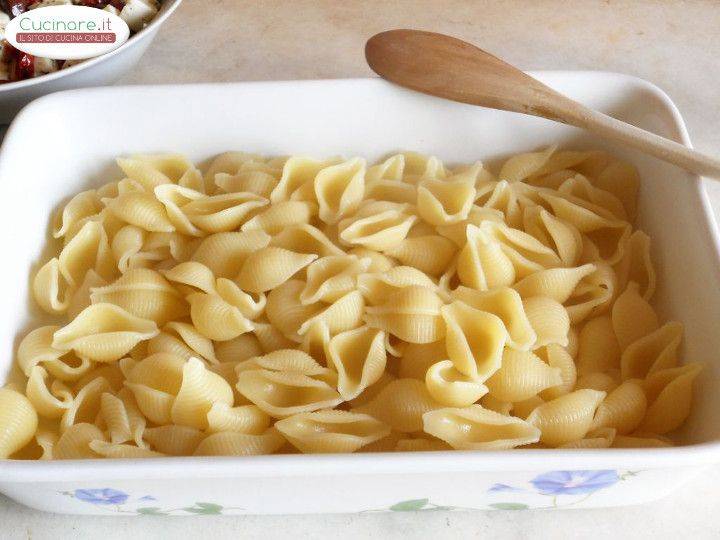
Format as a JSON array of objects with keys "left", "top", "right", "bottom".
[{"left": 4, "top": 1, "right": 720, "bottom": 538}]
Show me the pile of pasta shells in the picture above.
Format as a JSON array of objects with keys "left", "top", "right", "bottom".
[{"left": 1, "top": 147, "right": 703, "bottom": 459}]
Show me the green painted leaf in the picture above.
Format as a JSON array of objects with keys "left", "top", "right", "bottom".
[
  {"left": 390, "top": 499, "right": 429, "bottom": 511},
  {"left": 183, "top": 502, "right": 224, "bottom": 515},
  {"left": 136, "top": 507, "right": 166, "bottom": 515},
  {"left": 489, "top": 502, "right": 529, "bottom": 511}
]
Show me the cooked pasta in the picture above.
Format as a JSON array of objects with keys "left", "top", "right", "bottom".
[{"left": 3, "top": 147, "right": 702, "bottom": 459}]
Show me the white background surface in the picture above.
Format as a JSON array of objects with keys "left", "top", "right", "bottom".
[{"left": 3, "top": 1, "right": 720, "bottom": 538}]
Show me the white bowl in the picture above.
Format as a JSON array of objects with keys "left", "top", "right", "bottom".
[
  {"left": 0, "top": 0, "right": 182, "bottom": 123},
  {"left": 0, "top": 75, "right": 718, "bottom": 515}
]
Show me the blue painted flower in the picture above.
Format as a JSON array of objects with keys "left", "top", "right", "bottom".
[
  {"left": 531, "top": 470, "right": 619, "bottom": 495},
  {"left": 74, "top": 488, "right": 129, "bottom": 505},
  {"left": 488, "top": 483, "right": 525, "bottom": 493},
  {"left": 138, "top": 495, "right": 156, "bottom": 502}
]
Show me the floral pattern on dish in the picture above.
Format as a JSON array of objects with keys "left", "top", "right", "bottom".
[{"left": 58, "top": 470, "right": 638, "bottom": 514}]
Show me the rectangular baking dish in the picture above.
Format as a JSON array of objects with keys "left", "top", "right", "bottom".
[{"left": 0, "top": 74, "right": 719, "bottom": 515}]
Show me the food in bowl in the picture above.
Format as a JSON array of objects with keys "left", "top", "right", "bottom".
[
  {"left": 0, "top": 147, "right": 702, "bottom": 459},
  {"left": 0, "top": 0, "right": 160, "bottom": 82}
]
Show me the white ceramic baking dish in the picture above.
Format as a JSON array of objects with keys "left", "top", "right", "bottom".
[{"left": 0, "top": 74, "right": 718, "bottom": 515}]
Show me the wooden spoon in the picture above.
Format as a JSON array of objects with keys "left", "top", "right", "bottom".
[{"left": 366, "top": 29, "right": 720, "bottom": 179}]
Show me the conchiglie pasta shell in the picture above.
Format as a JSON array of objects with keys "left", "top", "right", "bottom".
[
  {"left": 398, "top": 340, "right": 447, "bottom": 380},
  {"left": 348, "top": 247, "right": 396, "bottom": 272},
  {"left": 298, "top": 290, "right": 365, "bottom": 337},
  {"left": 117, "top": 153, "right": 194, "bottom": 188},
  {"left": 148, "top": 322, "right": 217, "bottom": 364},
  {"left": 538, "top": 344, "right": 577, "bottom": 400},
  {"left": 364, "top": 286, "right": 445, "bottom": 344},
  {"left": 522, "top": 296, "right": 570, "bottom": 348},
  {"left": 125, "top": 383, "right": 174, "bottom": 424},
  {"left": 171, "top": 358, "right": 234, "bottom": 429},
  {"left": 591, "top": 380, "right": 646, "bottom": 434},
  {"left": 457, "top": 224, "right": 515, "bottom": 290},
  {"left": 25, "top": 366, "right": 73, "bottom": 419},
  {"left": 89, "top": 268, "right": 188, "bottom": 325},
  {"left": 614, "top": 230, "right": 656, "bottom": 300},
  {"left": 327, "top": 326, "right": 386, "bottom": 400},
  {"left": 235, "top": 247, "right": 317, "bottom": 293},
  {"left": 60, "top": 376, "right": 111, "bottom": 432},
  {"left": 161, "top": 261, "right": 217, "bottom": 294},
  {"left": 53, "top": 189, "right": 102, "bottom": 239},
  {"left": 206, "top": 402, "right": 271, "bottom": 434},
  {"left": 270, "top": 224, "right": 345, "bottom": 257},
  {"left": 640, "top": 363, "right": 703, "bottom": 434},
  {"left": 314, "top": 158, "right": 366, "bottom": 224},
  {"left": 179, "top": 192, "right": 268, "bottom": 233},
  {"left": 526, "top": 389, "right": 606, "bottom": 447},
  {"left": 104, "top": 191, "right": 175, "bottom": 233},
  {"left": 357, "top": 266, "right": 436, "bottom": 306},
  {"left": 253, "top": 321, "right": 297, "bottom": 353},
  {"left": 32, "top": 258, "right": 70, "bottom": 314},
  {"left": 425, "top": 360, "right": 488, "bottom": 407},
  {"left": 384, "top": 235, "right": 457, "bottom": 277},
  {"left": 270, "top": 156, "right": 340, "bottom": 202},
  {"left": 612, "top": 434, "right": 672, "bottom": 448},
  {"left": 204, "top": 151, "right": 268, "bottom": 180},
  {"left": 612, "top": 282, "right": 659, "bottom": 351},
  {"left": 423, "top": 405, "right": 540, "bottom": 450},
  {"left": 236, "top": 369, "right": 342, "bottom": 418},
  {"left": 559, "top": 427, "right": 616, "bottom": 449},
  {"left": 348, "top": 371, "right": 397, "bottom": 408},
  {"left": 395, "top": 437, "right": 452, "bottom": 452},
  {"left": 577, "top": 315, "right": 621, "bottom": 375},
  {"left": 17, "top": 326, "right": 92, "bottom": 382},
  {"left": 153, "top": 184, "right": 207, "bottom": 236},
  {"left": 52, "top": 303, "right": 159, "bottom": 362},
  {"left": 416, "top": 178, "right": 475, "bottom": 226},
  {"left": 365, "top": 179, "right": 416, "bottom": 204},
  {"left": 215, "top": 170, "right": 277, "bottom": 198},
  {"left": 241, "top": 200, "right": 317, "bottom": 234},
  {"left": 513, "top": 264, "right": 596, "bottom": 303},
  {"left": 0, "top": 387, "right": 39, "bottom": 458},
  {"left": 480, "top": 394, "right": 513, "bottom": 415},
  {"left": 235, "top": 349, "right": 336, "bottom": 384},
  {"left": 355, "top": 379, "right": 441, "bottom": 433},
  {"left": 498, "top": 146, "right": 556, "bottom": 182},
  {"left": 301, "top": 255, "right": 370, "bottom": 304},
  {"left": 187, "top": 292, "right": 254, "bottom": 341},
  {"left": 194, "top": 427, "right": 286, "bottom": 456},
  {"left": 143, "top": 425, "right": 204, "bottom": 455},
  {"left": 575, "top": 372, "right": 619, "bottom": 393},
  {"left": 339, "top": 208, "right": 417, "bottom": 252},
  {"left": 100, "top": 392, "right": 134, "bottom": 445},
  {"left": 486, "top": 349, "right": 562, "bottom": 402},
  {"left": 265, "top": 280, "right": 324, "bottom": 342},
  {"left": 596, "top": 160, "right": 640, "bottom": 221},
  {"left": 67, "top": 269, "right": 107, "bottom": 320},
  {"left": 191, "top": 230, "right": 271, "bottom": 278},
  {"left": 275, "top": 410, "right": 390, "bottom": 453},
  {"left": 53, "top": 423, "right": 105, "bottom": 459},
  {"left": 442, "top": 301, "right": 507, "bottom": 381},
  {"left": 89, "top": 440, "right": 165, "bottom": 458},
  {"left": 214, "top": 334, "right": 264, "bottom": 364},
  {"left": 127, "top": 352, "right": 185, "bottom": 393},
  {"left": 620, "top": 322, "right": 682, "bottom": 380},
  {"left": 451, "top": 287, "right": 536, "bottom": 351},
  {"left": 522, "top": 205, "right": 583, "bottom": 266}
]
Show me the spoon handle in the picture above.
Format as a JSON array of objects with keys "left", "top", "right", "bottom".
[{"left": 549, "top": 97, "right": 720, "bottom": 179}]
